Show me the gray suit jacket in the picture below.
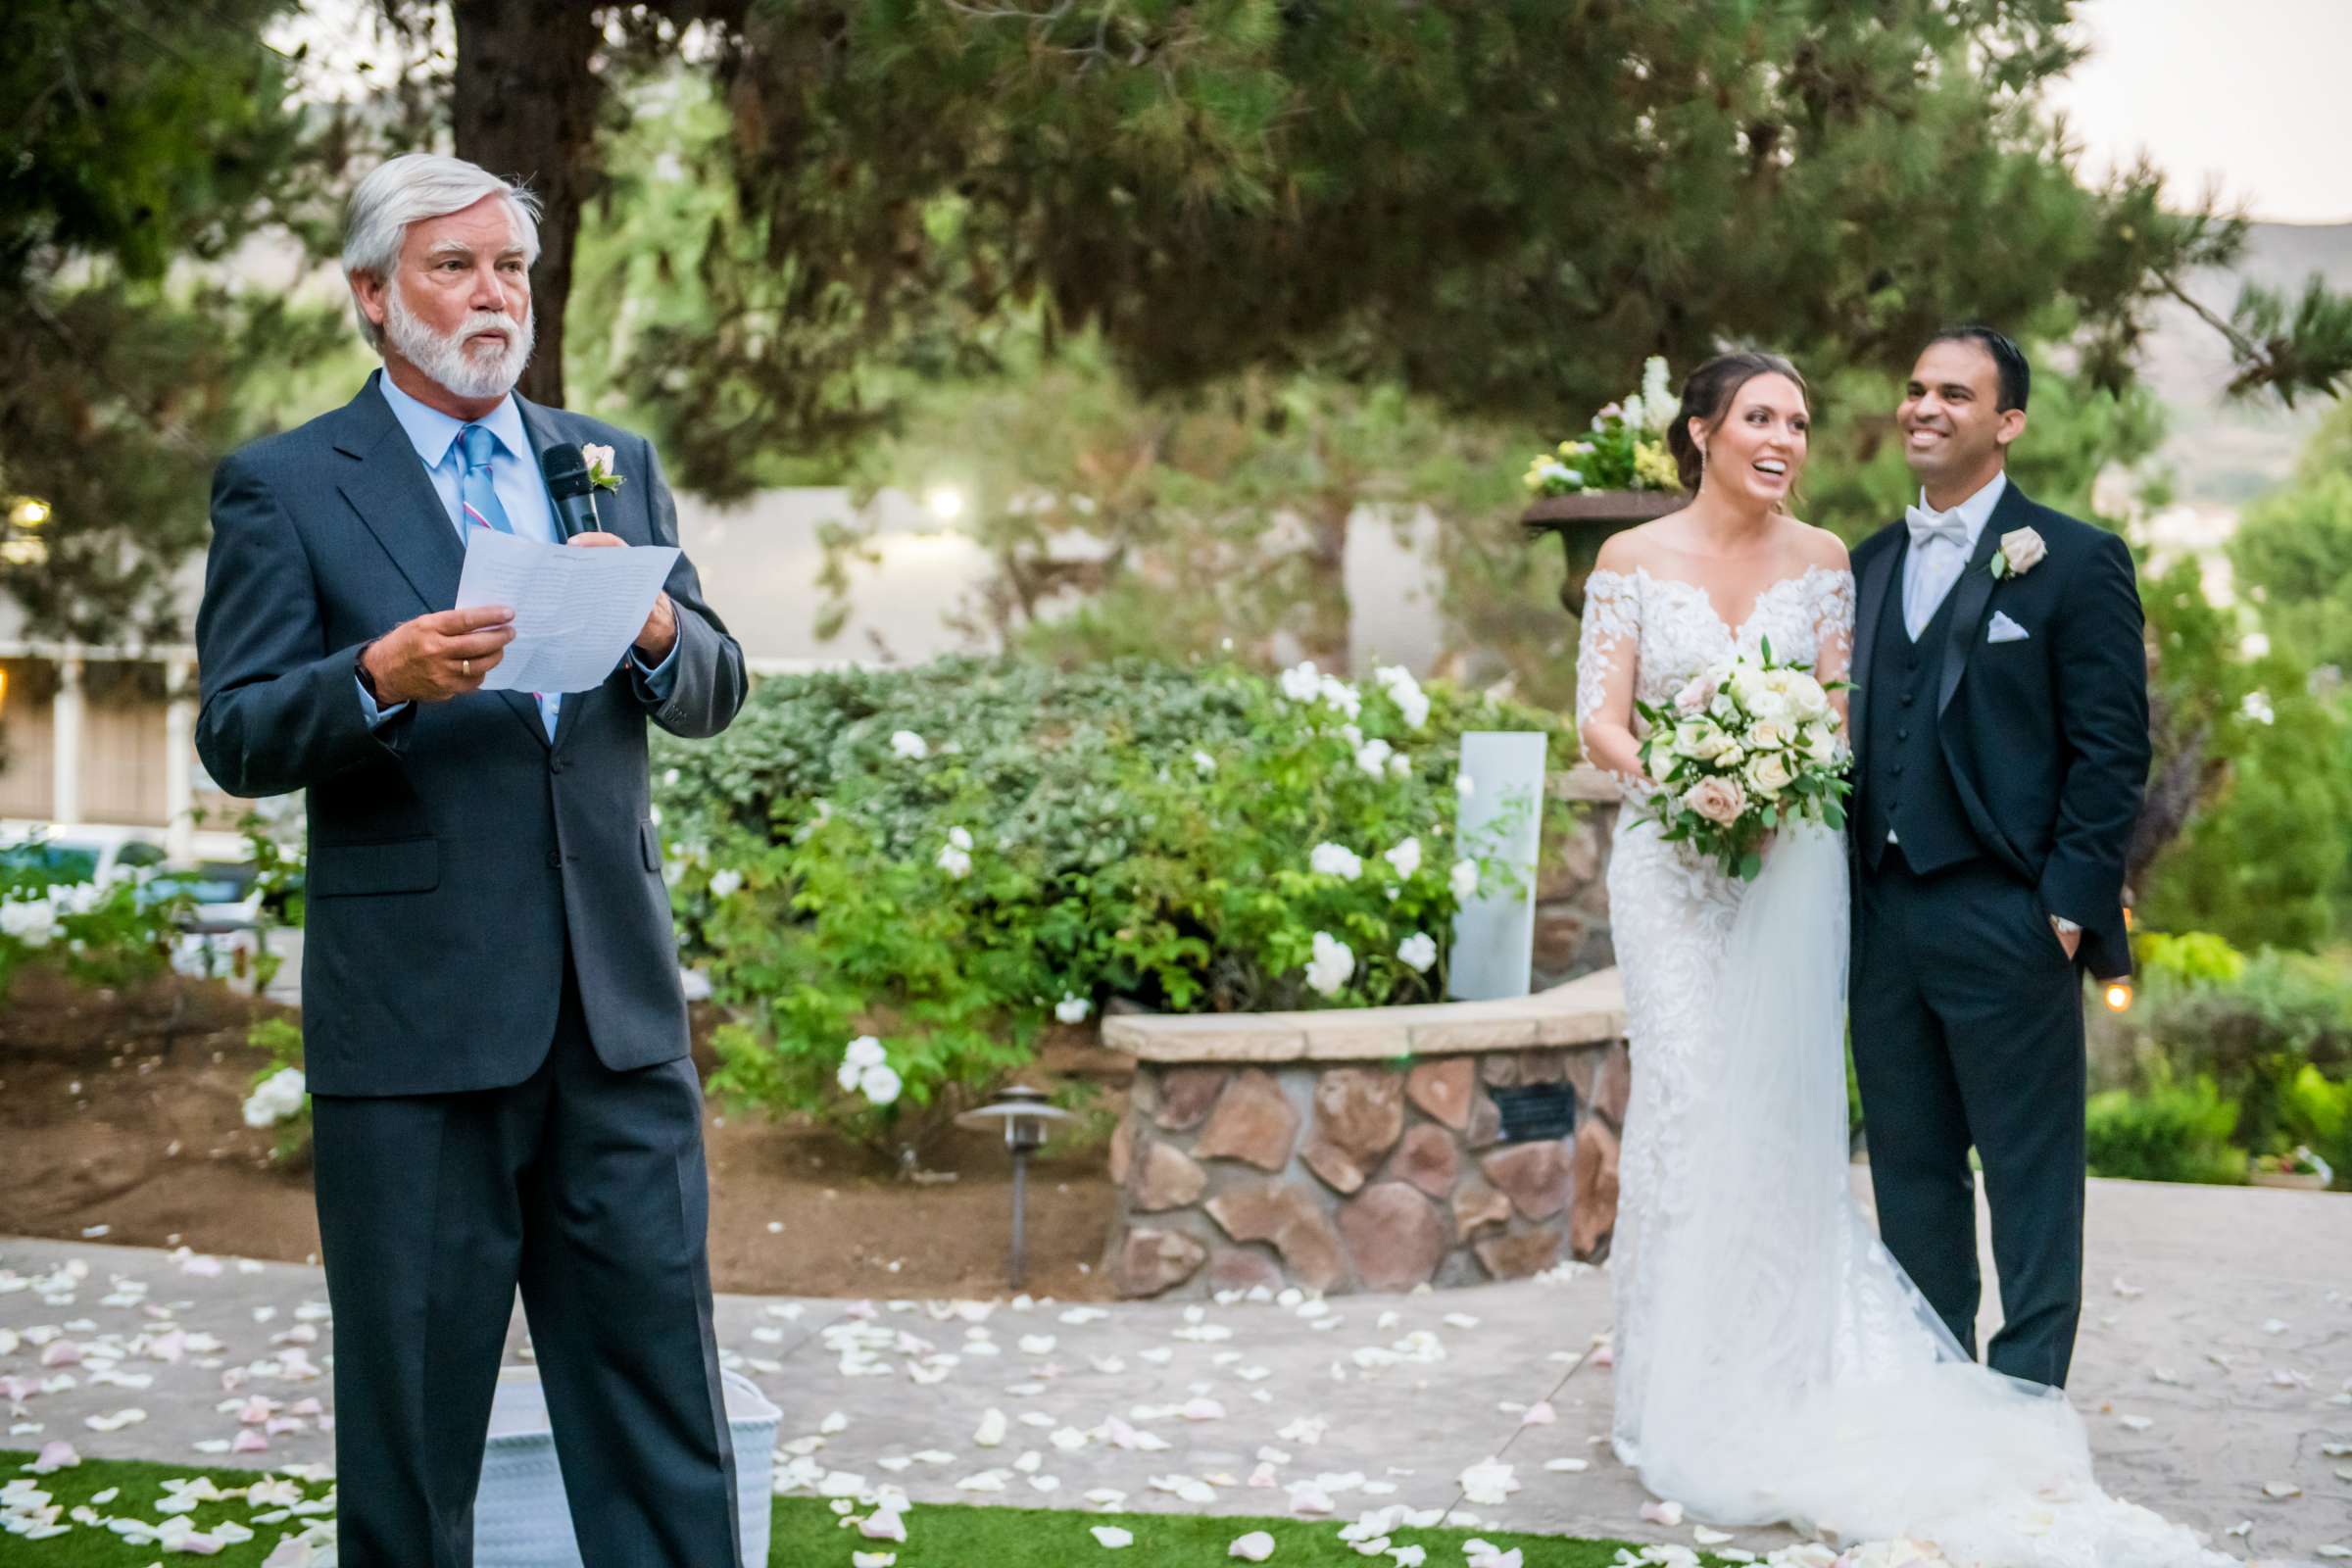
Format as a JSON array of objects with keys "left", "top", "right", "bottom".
[{"left": 194, "top": 373, "right": 747, "bottom": 1096}]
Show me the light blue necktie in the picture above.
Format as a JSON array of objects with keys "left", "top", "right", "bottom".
[
  {"left": 457, "top": 424, "right": 515, "bottom": 537},
  {"left": 456, "top": 423, "right": 559, "bottom": 738}
]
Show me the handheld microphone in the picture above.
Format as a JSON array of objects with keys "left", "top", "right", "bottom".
[{"left": 541, "top": 446, "right": 601, "bottom": 540}]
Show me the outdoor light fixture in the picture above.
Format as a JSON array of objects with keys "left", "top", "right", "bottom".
[
  {"left": 8, "top": 498, "right": 49, "bottom": 529},
  {"left": 924, "top": 484, "right": 966, "bottom": 523},
  {"left": 2103, "top": 982, "right": 2133, "bottom": 1013},
  {"left": 956, "top": 1085, "right": 1073, "bottom": 1291}
]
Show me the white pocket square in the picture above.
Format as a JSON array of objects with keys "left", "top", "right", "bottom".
[{"left": 1986, "top": 611, "right": 2030, "bottom": 644}]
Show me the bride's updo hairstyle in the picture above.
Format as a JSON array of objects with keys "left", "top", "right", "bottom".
[{"left": 1665, "top": 350, "right": 1808, "bottom": 492}]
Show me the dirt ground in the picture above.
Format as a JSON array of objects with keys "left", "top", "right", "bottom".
[{"left": 0, "top": 969, "right": 1121, "bottom": 1300}]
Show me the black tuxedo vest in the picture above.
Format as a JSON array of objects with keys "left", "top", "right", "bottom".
[{"left": 1859, "top": 561, "right": 1978, "bottom": 874}]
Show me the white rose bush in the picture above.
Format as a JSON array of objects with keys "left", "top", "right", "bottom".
[
  {"left": 651, "top": 657, "right": 1572, "bottom": 1161},
  {"left": 1635, "top": 639, "right": 1852, "bottom": 880}
]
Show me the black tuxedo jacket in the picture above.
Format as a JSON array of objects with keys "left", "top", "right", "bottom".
[
  {"left": 1849, "top": 481, "right": 2150, "bottom": 981},
  {"left": 194, "top": 373, "right": 747, "bottom": 1096}
]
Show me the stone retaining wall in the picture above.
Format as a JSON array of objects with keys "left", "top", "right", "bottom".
[{"left": 1100, "top": 970, "right": 1628, "bottom": 1299}]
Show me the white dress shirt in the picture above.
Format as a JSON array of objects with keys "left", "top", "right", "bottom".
[{"left": 1902, "top": 470, "right": 2006, "bottom": 642}]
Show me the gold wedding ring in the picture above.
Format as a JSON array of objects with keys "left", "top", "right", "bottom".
[{"left": 462, "top": 658, "right": 471, "bottom": 677}]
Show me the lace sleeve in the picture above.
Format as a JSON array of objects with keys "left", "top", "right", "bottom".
[
  {"left": 1576, "top": 568, "right": 1646, "bottom": 798},
  {"left": 1811, "top": 567, "right": 1856, "bottom": 723}
]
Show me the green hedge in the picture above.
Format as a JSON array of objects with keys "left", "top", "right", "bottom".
[{"left": 653, "top": 657, "right": 1573, "bottom": 1159}]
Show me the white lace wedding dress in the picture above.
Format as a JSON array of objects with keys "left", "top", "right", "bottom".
[{"left": 1576, "top": 564, "right": 2229, "bottom": 1566}]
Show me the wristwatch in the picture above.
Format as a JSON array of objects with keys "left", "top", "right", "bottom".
[
  {"left": 2050, "top": 914, "right": 2082, "bottom": 936},
  {"left": 355, "top": 638, "right": 383, "bottom": 701}
]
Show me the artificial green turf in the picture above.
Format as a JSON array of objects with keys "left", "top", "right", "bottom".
[{"left": 4, "top": 1450, "right": 1732, "bottom": 1565}]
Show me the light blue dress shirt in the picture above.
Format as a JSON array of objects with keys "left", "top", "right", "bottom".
[{"left": 359, "top": 374, "right": 677, "bottom": 738}]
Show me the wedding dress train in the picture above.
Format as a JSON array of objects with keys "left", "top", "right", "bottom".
[{"left": 1579, "top": 564, "right": 2228, "bottom": 1566}]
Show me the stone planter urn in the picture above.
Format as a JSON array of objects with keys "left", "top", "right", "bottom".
[{"left": 1524, "top": 491, "right": 1685, "bottom": 616}]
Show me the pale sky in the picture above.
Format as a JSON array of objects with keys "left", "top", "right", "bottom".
[{"left": 2046, "top": 0, "right": 2352, "bottom": 224}]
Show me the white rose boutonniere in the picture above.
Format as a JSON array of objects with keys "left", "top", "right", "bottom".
[
  {"left": 582, "top": 443, "right": 625, "bottom": 492},
  {"left": 1988, "top": 525, "right": 2044, "bottom": 581}
]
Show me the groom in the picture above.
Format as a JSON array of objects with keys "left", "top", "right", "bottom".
[
  {"left": 1846, "top": 326, "right": 2149, "bottom": 1390},
  {"left": 194, "top": 155, "right": 749, "bottom": 1563}
]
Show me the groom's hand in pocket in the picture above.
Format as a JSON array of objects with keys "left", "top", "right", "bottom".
[{"left": 2048, "top": 915, "right": 2082, "bottom": 960}]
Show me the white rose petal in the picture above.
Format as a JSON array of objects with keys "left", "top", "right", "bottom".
[
  {"left": 1092, "top": 1525, "right": 1135, "bottom": 1548},
  {"left": 890, "top": 730, "right": 929, "bottom": 760},
  {"left": 1229, "top": 1530, "right": 1277, "bottom": 1561}
]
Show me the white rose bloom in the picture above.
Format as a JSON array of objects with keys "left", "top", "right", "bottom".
[
  {"left": 837, "top": 1058, "right": 862, "bottom": 1093},
  {"left": 845, "top": 1036, "right": 887, "bottom": 1069},
  {"left": 937, "top": 844, "right": 973, "bottom": 879},
  {"left": 1304, "top": 932, "right": 1356, "bottom": 998},
  {"left": 1054, "top": 993, "right": 1093, "bottom": 1024},
  {"left": 858, "top": 1063, "right": 903, "bottom": 1107},
  {"left": 1788, "top": 673, "right": 1832, "bottom": 719},
  {"left": 1, "top": 898, "right": 54, "bottom": 948},
  {"left": 707, "top": 868, "right": 744, "bottom": 900},
  {"left": 1308, "top": 842, "right": 1364, "bottom": 881},
  {"left": 662, "top": 767, "right": 682, "bottom": 786},
  {"left": 241, "top": 1068, "right": 308, "bottom": 1130},
  {"left": 1709, "top": 691, "right": 1740, "bottom": 724},
  {"left": 1744, "top": 719, "right": 1790, "bottom": 752},
  {"left": 1744, "top": 751, "right": 1793, "bottom": 798},
  {"left": 1191, "top": 750, "right": 1218, "bottom": 774},
  {"left": 1802, "top": 723, "right": 1844, "bottom": 765},
  {"left": 1279, "top": 661, "right": 1323, "bottom": 703},
  {"left": 1450, "top": 858, "right": 1480, "bottom": 902},
  {"left": 890, "top": 730, "right": 929, "bottom": 760},
  {"left": 1715, "top": 743, "right": 1746, "bottom": 770},
  {"left": 1374, "top": 664, "right": 1431, "bottom": 729},
  {"left": 1385, "top": 837, "right": 1423, "bottom": 879},
  {"left": 1396, "top": 932, "right": 1439, "bottom": 973},
  {"left": 1317, "top": 674, "right": 1363, "bottom": 718},
  {"left": 948, "top": 825, "right": 974, "bottom": 851},
  {"left": 1674, "top": 717, "right": 1728, "bottom": 760},
  {"left": 1354, "top": 739, "right": 1394, "bottom": 777}
]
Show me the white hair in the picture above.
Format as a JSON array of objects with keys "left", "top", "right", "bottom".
[{"left": 341, "top": 153, "right": 543, "bottom": 351}]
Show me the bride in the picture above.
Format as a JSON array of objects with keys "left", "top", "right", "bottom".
[{"left": 1573, "top": 352, "right": 2227, "bottom": 1564}]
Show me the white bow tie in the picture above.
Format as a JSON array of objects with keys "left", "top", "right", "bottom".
[{"left": 1905, "top": 505, "right": 1970, "bottom": 551}]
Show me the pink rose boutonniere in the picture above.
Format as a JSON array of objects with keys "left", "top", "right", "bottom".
[{"left": 1987, "top": 525, "right": 2045, "bottom": 581}]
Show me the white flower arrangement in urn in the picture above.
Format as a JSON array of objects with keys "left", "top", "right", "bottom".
[
  {"left": 1523, "top": 356, "right": 1687, "bottom": 497},
  {"left": 1635, "top": 640, "right": 1852, "bottom": 880}
]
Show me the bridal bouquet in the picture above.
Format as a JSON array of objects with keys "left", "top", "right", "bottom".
[{"left": 1636, "top": 641, "right": 1850, "bottom": 880}]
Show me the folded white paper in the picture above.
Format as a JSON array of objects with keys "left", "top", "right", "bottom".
[{"left": 454, "top": 529, "right": 680, "bottom": 694}]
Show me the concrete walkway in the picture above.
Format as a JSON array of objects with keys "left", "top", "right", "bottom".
[{"left": 4, "top": 1178, "right": 2348, "bottom": 1565}]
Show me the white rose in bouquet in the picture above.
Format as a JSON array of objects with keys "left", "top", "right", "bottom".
[
  {"left": 1743, "top": 751, "right": 1794, "bottom": 798},
  {"left": 1680, "top": 775, "right": 1747, "bottom": 826},
  {"left": 1788, "top": 672, "right": 1832, "bottom": 719},
  {"left": 1715, "top": 742, "right": 1746, "bottom": 770},
  {"left": 1674, "top": 716, "right": 1729, "bottom": 760},
  {"left": 1801, "top": 722, "right": 1844, "bottom": 766},
  {"left": 1743, "top": 718, "right": 1790, "bottom": 752},
  {"left": 1709, "top": 691, "right": 1740, "bottom": 724}
]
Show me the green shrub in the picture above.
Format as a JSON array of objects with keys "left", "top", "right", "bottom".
[
  {"left": 2102, "top": 945, "right": 2351, "bottom": 1150},
  {"left": 2084, "top": 1075, "right": 2247, "bottom": 1186},
  {"left": 653, "top": 656, "right": 1573, "bottom": 1162},
  {"left": 0, "top": 860, "right": 191, "bottom": 1002},
  {"left": 2132, "top": 929, "right": 2247, "bottom": 988},
  {"left": 2279, "top": 1063, "right": 2352, "bottom": 1187}
]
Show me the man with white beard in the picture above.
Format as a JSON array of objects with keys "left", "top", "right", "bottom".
[{"left": 192, "top": 154, "right": 748, "bottom": 1566}]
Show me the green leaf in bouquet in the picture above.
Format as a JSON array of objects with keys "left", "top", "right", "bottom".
[
  {"left": 1740, "top": 852, "right": 1763, "bottom": 880},
  {"left": 1824, "top": 802, "right": 1847, "bottom": 830}
]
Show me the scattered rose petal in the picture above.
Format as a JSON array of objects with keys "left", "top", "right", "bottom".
[
  {"left": 1229, "top": 1529, "right": 1276, "bottom": 1560},
  {"left": 1092, "top": 1525, "right": 1135, "bottom": 1548}
]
